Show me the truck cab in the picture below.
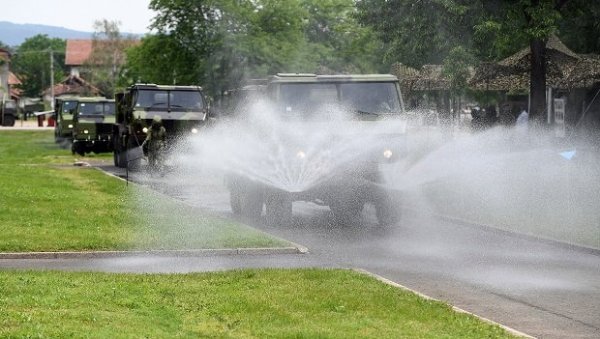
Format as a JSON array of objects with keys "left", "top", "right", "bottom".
[
  {"left": 112, "top": 84, "right": 209, "bottom": 168},
  {"left": 227, "top": 73, "right": 407, "bottom": 226},
  {"left": 71, "top": 98, "right": 115, "bottom": 156}
]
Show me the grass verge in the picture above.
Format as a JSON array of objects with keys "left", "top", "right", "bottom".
[
  {"left": 0, "top": 269, "right": 519, "bottom": 338},
  {"left": 0, "top": 130, "right": 285, "bottom": 251}
]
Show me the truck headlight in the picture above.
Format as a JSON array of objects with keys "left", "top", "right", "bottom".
[
  {"left": 83, "top": 129, "right": 89, "bottom": 134},
  {"left": 142, "top": 127, "right": 148, "bottom": 133},
  {"left": 296, "top": 150, "right": 306, "bottom": 159},
  {"left": 68, "top": 124, "right": 73, "bottom": 128},
  {"left": 383, "top": 149, "right": 393, "bottom": 159},
  {"left": 191, "top": 128, "right": 198, "bottom": 134}
]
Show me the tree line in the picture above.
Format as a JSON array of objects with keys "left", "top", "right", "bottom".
[{"left": 3, "top": 0, "right": 599, "bottom": 121}]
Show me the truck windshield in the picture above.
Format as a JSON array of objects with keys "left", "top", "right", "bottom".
[
  {"left": 134, "top": 90, "right": 204, "bottom": 111},
  {"left": 78, "top": 102, "right": 115, "bottom": 115},
  {"left": 279, "top": 82, "right": 401, "bottom": 116},
  {"left": 62, "top": 101, "right": 77, "bottom": 114}
]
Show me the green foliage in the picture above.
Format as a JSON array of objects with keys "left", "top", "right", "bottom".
[
  {"left": 356, "top": 0, "right": 485, "bottom": 68},
  {"left": 125, "top": 0, "right": 383, "bottom": 97},
  {"left": 442, "top": 46, "right": 476, "bottom": 95},
  {"left": 86, "top": 19, "right": 136, "bottom": 97},
  {"left": 122, "top": 34, "right": 198, "bottom": 86},
  {"left": 558, "top": 0, "right": 600, "bottom": 54},
  {"left": 10, "top": 34, "right": 65, "bottom": 97}
]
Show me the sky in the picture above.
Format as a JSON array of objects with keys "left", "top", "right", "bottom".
[{"left": 0, "top": 0, "right": 155, "bottom": 33}]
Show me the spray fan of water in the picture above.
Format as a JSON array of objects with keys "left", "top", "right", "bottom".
[{"left": 177, "top": 100, "right": 408, "bottom": 193}]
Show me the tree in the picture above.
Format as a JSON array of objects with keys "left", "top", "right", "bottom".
[
  {"left": 473, "top": 0, "right": 577, "bottom": 123},
  {"left": 356, "top": 0, "right": 484, "bottom": 68},
  {"left": 11, "top": 35, "right": 65, "bottom": 97},
  {"left": 358, "top": 0, "right": 600, "bottom": 124},
  {"left": 122, "top": 33, "right": 199, "bottom": 86},
  {"left": 85, "top": 19, "right": 137, "bottom": 97},
  {"left": 127, "top": 0, "right": 384, "bottom": 97}
]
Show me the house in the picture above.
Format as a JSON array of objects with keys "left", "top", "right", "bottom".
[
  {"left": 42, "top": 74, "right": 101, "bottom": 103},
  {"left": 0, "top": 47, "right": 11, "bottom": 100},
  {"left": 65, "top": 39, "right": 93, "bottom": 77}
]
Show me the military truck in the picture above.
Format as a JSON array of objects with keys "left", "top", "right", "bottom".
[
  {"left": 1, "top": 99, "right": 17, "bottom": 126},
  {"left": 54, "top": 96, "right": 87, "bottom": 142},
  {"left": 112, "top": 84, "right": 209, "bottom": 168},
  {"left": 71, "top": 98, "right": 116, "bottom": 156},
  {"left": 227, "top": 73, "right": 406, "bottom": 226}
]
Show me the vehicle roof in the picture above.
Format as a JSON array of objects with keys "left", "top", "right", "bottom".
[
  {"left": 77, "top": 97, "right": 115, "bottom": 103},
  {"left": 268, "top": 73, "right": 399, "bottom": 83},
  {"left": 56, "top": 96, "right": 104, "bottom": 102},
  {"left": 128, "top": 83, "right": 203, "bottom": 91}
]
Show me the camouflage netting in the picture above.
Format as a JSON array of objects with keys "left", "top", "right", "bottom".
[
  {"left": 392, "top": 36, "right": 600, "bottom": 92},
  {"left": 469, "top": 35, "right": 600, "bottom": 91}
]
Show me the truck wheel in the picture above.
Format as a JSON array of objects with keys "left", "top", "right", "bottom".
[
  {"left": 72, "top": 143, "right": 85, "bottom": 156},
  {"left": 375, "top": 192, "right": 400, "bottom": 226},
  {"left": 330, "top": 198, "right": 364, "bottom": 226},
  {"left": 228, "top": 179, "right": 263, "bottom": 220},
  {"left": 229, "top": 185, "right": 242, "bottom": 215},
  {"left": 2, "top": 115, "right": 15, "bottom": 127},
  {"left": 240, "top": 188, "right": 263, "bottom": 220},
  {"left": 126, "top": 139, "right": 142, "bottom": 170},
  {"left": 265, "top": 193, "right": 292, "bottom": 226}
]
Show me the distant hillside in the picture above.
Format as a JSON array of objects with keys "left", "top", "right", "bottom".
[{"left": 0, "top": 21, "right": 141, "bottom": 47}]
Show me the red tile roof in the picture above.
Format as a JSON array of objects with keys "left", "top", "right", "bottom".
[
  {"left": 8, "top": 71, "right": 21, "bottom": 85},
  {"left": 65, "top": 39, "right": 93, "bottom": 66}
]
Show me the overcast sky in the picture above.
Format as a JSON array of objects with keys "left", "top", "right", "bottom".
[{"left": 0, "top": 0, "right": 155, "bottom": 33}]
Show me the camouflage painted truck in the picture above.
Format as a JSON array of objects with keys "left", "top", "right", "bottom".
[
  {"left": 71, "top": 98, "right": 116, "bottom": 156},
  {"left": 112, "top": 84, "right": 209, "bottom": 168},
  {"left": 54, "top": 96, "right": 82, "bottom": 142},
  {"left": 227, "top": 73, "right": 407, "bottom": 226}
]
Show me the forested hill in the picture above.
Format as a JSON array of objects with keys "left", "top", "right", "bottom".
[
  {"left": 0, "top": 21, "right": 141, "bottom": 47},
  {"left": 0, "top": 21, "right": 91, "bottom": 47}
]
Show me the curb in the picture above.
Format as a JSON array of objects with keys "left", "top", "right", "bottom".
[
  {"left": 355, "top": 269, "right": 536, "bottom": 339},
  {"left": 0, "top": 247, "right": 305, "bottom": 260}
]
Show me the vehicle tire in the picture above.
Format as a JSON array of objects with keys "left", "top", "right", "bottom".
[
  {"left": 2, "top": 115, "right": 15, "bottom": 127},
  {"left": 374, "top": 191, "right": 400, "bottom": 226},
  {"left": 265, "top": 192, "right": 292, "bottom": 226},
  {"left": 240, "top": 186, "right": 264, "bottom": 220},
  {"left": 229, "top": 185, "right": 242, "bottom": 215},
  {"left": 329, "top": 197, "right": 364, "bottom": 226},
  {"left": 72, "top": 143, "right": 85, "bottom": 156},
  {"left": 126, "top": 138, "right": 142, "bottom": 170}
]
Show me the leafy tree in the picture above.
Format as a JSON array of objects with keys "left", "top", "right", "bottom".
[
  {"left": 358, "top": 0, "right": 600, "bottom": 123},
  {"left": 127, "top": 0, "right": 384, "bottom": 97},
  {"left": 122, "top": 33, "right": 199, "bottom": 86},
  {"left": 11, "top": 35, "right": 65, "bottom": 97},
  {"left": 85, "top": 19, "right": 137, "bottom": 97},
  {"left": 473, "top": 0, "right": 580, "bottom": 122},
  {"left": 356, "top": 0, "right": 484, "bottom": 68}
]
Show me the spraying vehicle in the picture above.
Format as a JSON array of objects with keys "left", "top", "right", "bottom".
[
  {"left": 227, "top": 73, "right": 407, "bottom": 226},
  {"left": 1, "top": 99, "right": 17, "bottom": 127},
  {"left": 112, "top": 84, "right": 209, "bottom": 168},
  {"left": 71, "top": 98, "right": 116, "bottom": 156}
]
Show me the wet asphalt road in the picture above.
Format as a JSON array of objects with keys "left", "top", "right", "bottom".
[{"left": 2, "top": 164, "right": 600, "bottom": 339}]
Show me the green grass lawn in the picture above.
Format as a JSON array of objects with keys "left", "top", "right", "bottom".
[
  {"left": 0, "top": 130, "right": 285, "bottom": 251},
  {"left": 0, "top": 269, "right": 518, "bottom": 338}
]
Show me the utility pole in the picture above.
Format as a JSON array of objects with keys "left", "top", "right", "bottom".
[{"left": 49, "top": 49, "right": 55, "bottom": 109}]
